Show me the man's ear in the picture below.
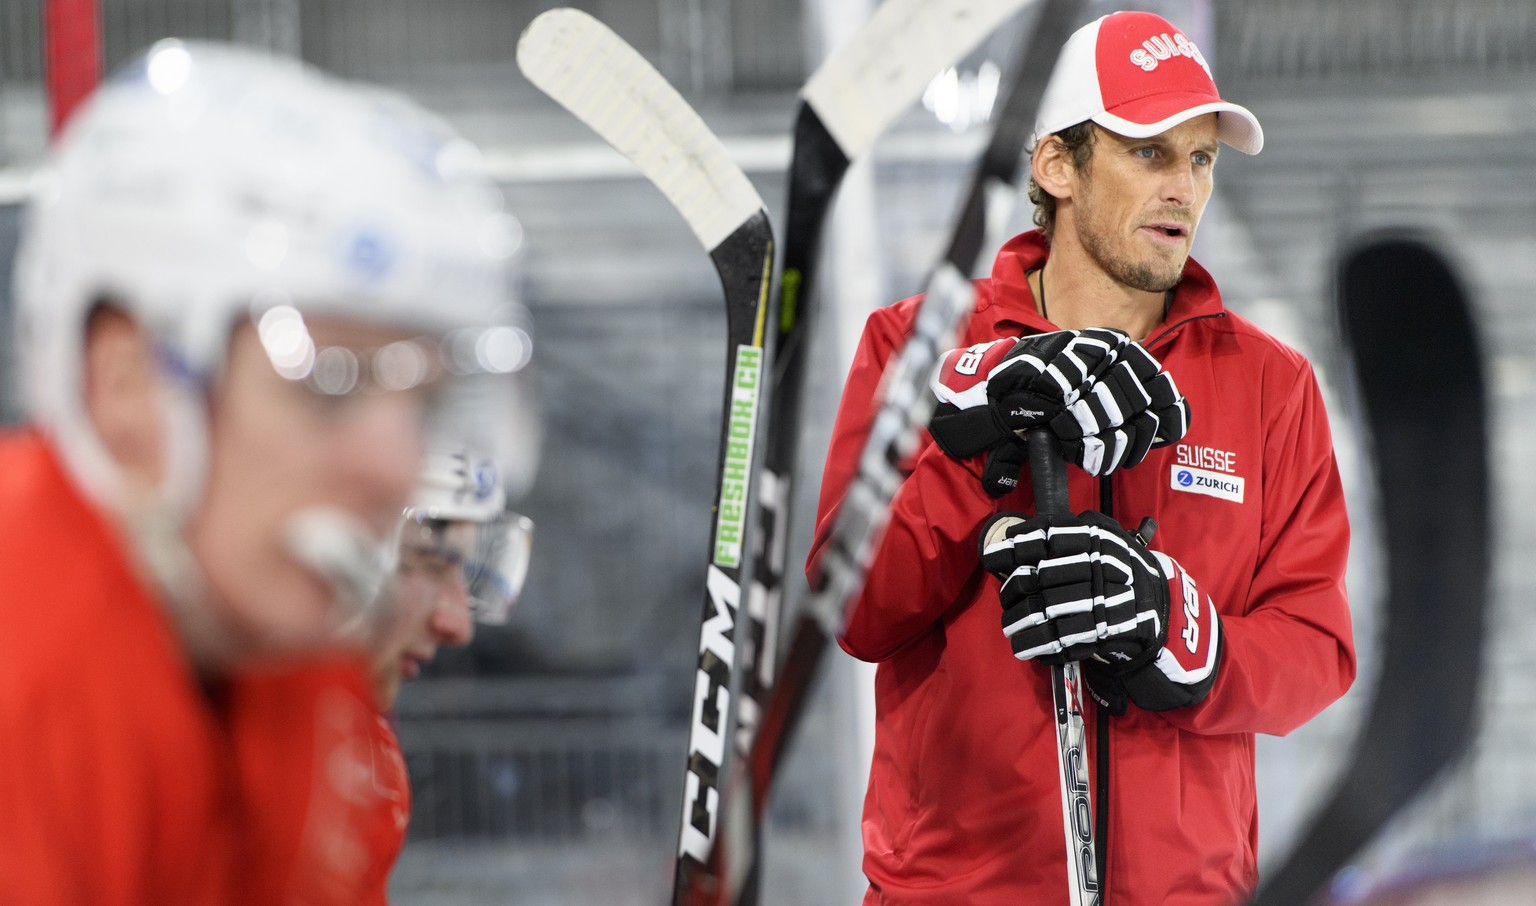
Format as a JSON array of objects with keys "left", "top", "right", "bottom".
[
  {"left": 83, "top": 304, "right": 166, "bottom": 490},
  {"left": 1031, "top": 134, "right": 1076, "bottom": 202}
]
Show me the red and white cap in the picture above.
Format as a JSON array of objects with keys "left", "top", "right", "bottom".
[{"left": 1034, "top": 11, "right": 1263, "bottom": 154}]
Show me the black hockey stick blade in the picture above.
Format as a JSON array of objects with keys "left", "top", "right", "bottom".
[
  {"left": 739, "top": 0, "right": 1085, "bottom": 886},
  {"left": 1249, "top": 234, "right": 1489, "bottom": 906}
]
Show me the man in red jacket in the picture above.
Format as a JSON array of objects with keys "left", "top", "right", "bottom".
[
  {"left": 0, "top": 41, "right": 525, "bottom": 905},
  {"left": 811, "top": 11, "right": 1354, "bottom": 905}
]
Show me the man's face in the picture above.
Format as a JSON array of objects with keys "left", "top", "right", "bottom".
[
  {"left": 1066, "top": 114, "right": 1220, "bottom": 293},
  {"left": 187, "top": 317, "right": 433, "bottom": 658},
  {"left": 372, "top": 520, "right": 478, "bottom": 706}
]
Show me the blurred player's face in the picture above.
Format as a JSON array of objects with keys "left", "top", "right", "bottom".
[
  {"left": 188, "top": 318, "right": 430, "bottom": 659},
  {"left": 1062, "top": 115, "right": 1219, "bottom": 293},
  {"left": 372, "top": 523, "right": 477, "bottom": 707}
]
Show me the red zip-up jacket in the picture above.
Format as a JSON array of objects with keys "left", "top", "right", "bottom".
[{"left": 809, "top": 231, "right": 1355, "bottom": 905}]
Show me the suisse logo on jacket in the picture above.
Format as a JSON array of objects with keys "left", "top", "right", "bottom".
[{"left": 1171, "top": 442, "right": 1245, "bottom": 503}]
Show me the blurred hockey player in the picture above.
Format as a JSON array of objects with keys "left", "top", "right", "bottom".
[
  {"left": 358, "top": 447, "right": 534, "bottom": 902},
  {"left": 0, "top": 40, "right": 528, "bottom": 904},
  {"left": 375, "top": 449, "right": 534, "bottom": 706},
  {"left": 231, "top": 447, "right": 536, "bottom": 906}
]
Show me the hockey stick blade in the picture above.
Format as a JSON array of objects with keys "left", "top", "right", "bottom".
[
  {"left": 517, "top": 8, "right": 765, "bottom": 253},
  {"left": 799, "top": 0, "right": 1039, "bottom": 162},
  {"left": 739, "top": 0, "right": 1084, "bottom": 896},
  {"left": 1249, "top": 235, "right": 1488, "bottom": 906},
  {"left": 518, "top": 12, "right": 777, "bottom": 903}
]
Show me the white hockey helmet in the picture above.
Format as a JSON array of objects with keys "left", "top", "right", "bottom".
[
  {"left": 14, "top": 39, "right": 524, "bottom": 513},
  {"left": 396, "top": 448, "right": 534, "bottom": 625},
  {"left": 409, "top": 448, "right": 508, "bottom": 522}
]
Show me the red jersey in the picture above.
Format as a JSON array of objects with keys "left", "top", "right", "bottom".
[
  {"left": 810, "top": 231, "right": 1356, "bottom": 905},
  {"left": 227, "top": 656, "right": 411, "bottom": 906},
  {"left": 0, "top": 431, "right": 412, "bottom": 905},
  {"left": 0, "top": 431, "right": 238, "bottom": 905},
  {"left": 359, "top": 713, "right": 411, "bottom": 903}
]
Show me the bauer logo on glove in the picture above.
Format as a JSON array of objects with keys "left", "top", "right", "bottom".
[{"left": 929, "top": 329, "right": 1193, "bottom": 497}]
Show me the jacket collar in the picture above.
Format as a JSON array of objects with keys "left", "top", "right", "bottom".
[{"left": 978, "top": 229, "right": 1227, "bottom": 338}]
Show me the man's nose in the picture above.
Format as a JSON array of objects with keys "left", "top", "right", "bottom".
[{"left": 1163, "top": 163, "right": 1197, "bottom": 207}]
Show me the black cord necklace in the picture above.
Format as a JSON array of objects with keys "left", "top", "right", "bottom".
[{"left": 1038, "top": 267, "right": 1049, "bottom": 321}]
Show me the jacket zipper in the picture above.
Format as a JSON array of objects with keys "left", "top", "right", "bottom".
[
  {"left": 1145, "top": 311, "right": 1226, "bottom": 352},
  {"left": 1091, "top": 314, "right": 1219, "bottom": 903}
]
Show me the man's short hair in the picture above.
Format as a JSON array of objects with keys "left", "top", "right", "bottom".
[{"left": 1027, "top": 121, "right": 1096, "bottom": 241}]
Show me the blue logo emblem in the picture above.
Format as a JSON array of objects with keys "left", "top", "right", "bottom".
[
  {"left": 346, "top": 230, "right": 395, "bottom": 282},
  {"left": 473, "top": 461, "right": 497, "bottom": 501},
  {"left": 1176, "top": 470, "right": 1194, "bottom": 487}
]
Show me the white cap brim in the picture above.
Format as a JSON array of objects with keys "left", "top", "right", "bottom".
[{"left": 1094, "top": 100, "right": 1264, "bottom": 155}]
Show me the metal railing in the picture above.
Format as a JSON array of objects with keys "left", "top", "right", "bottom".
[{"left": 398, "top": 714, "right": 683, "bottom": 843}]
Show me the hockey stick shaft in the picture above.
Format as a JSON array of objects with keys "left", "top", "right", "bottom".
[{"left": 1027, "top": 429, "right": 1100, "bottom": 906}]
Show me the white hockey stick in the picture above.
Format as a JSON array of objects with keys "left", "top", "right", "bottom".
[
  {"left": 1027, "top": 430, "right": 1101, "bottom": 906},
  {"left": 518, "top": 16, "right": 774, "bottom": 902}
]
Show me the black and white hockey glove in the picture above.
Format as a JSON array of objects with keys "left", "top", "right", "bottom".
[
  {"left": 1054, "top": 339, "right": 1191, "bottom": 476},
  {"left": 930, "top": 330, "right": 1191, "bottom": 495},
  {"left": 979, "top": 510, "right": 1221, "bottom": 712}
]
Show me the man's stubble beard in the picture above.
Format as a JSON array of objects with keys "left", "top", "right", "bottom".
[
  {"left": 1078, "top": 217, "right": 1189, "bottom": 294},
  {"left": 1071, "top": 176, "right": 1192, "bottom": 293}
]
